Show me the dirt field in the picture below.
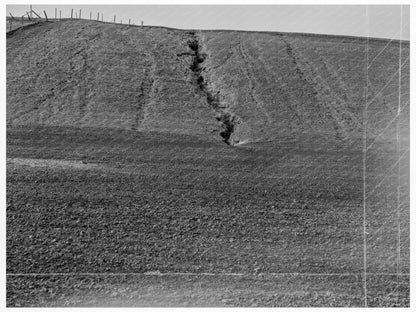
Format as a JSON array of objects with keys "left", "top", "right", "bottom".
[{"left": 6, "top": 20, "right": 409, "bottom": 307}]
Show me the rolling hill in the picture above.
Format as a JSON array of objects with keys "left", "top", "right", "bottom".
[{"left": 7, "top": 19, "right": 409, "bottom": 145}]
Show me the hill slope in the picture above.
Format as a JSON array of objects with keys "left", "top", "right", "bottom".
[{"left": 7, "top": 20, "right": 409, "bottom": 146}]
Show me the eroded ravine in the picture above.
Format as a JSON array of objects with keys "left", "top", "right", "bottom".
[{"left": 186, "top": 31, "right": 239, "bottom": 145}]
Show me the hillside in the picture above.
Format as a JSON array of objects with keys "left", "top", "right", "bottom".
[
  {"left": 7, "top": 19, "right": 409, "bottom": 146},
  {"left": 6, "top": 20, "right": 410, "bottom": 307}
]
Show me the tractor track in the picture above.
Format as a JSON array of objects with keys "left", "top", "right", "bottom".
[{"left": 235, "top": 42, "right": 273, "bottom": 125}]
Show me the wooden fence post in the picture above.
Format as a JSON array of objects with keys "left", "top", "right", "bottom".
[
  {"left": 26, "top": 12, "right": 31, "bottom": 21},
  {"left": 97, "top": 12, "right": 99, "bottom": 21},
  {"left": 9, "top": 13, "right": 15, "bottom": 20},
  {"left": 21, "top": 16, "right": 24, "bottom": 25},
  {"left": 114, "top": 15, "right": 116, "bottom": 23},
  {"left": 71, "top": 8, "right": 73, "bottom": 19},
  {"left": 79, "top": 9, "right": 81, "bottom": 19},
  {"left": 31, "top": 10, "right": 42, "bottom": 19},
  {"left": 30, "top": 5, "right": 32, "bottom": 18},
  {"left": 129, "top": 19, "right": 130, "bottom": 25},
  {"left": 44, "top": 10, "right": 48, "bottom": 21},
  {"left": 90, "top": 12, "right": 92, "bottom": 20},
  {"left": 60, "top": 10, "right": 61, "bottom": 20},
  {"left": 55, "top": 8, "right": 57, "bottom": 19}
]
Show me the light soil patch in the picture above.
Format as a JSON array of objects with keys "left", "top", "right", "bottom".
[{"left": 7, "top": 158, "right": 101, "bottom": 171}]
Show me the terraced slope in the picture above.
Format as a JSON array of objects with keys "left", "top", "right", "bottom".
[{"left": 7, "top": 20, "right": 410, "bottom": 307}]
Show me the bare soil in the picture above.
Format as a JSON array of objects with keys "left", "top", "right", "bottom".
[{"left": 6, "top": 20, "right": 410, "bottom": 307}]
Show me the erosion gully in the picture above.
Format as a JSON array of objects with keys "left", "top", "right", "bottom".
[{"left": 186, "top": 31, "right": 239, "bottom": 145}]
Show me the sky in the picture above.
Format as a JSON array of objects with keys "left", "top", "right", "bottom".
[{"left": 6, "top": 5, "right": 410, "bottom": 40}]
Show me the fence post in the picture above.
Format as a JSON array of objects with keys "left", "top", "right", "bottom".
[
  {"left": 90, "top": 12, "right": 91, "bottom": 20},
  {"left": 79, "top": 9, "right": 81, "bottom": 19},
  {"left": 129, "top": 19, "right": 130, "bottom": 25},
  {"left": 55, "top": 8, "right": 57, "bottom": 19},
  {"left": 26, "top": 12, "right": 31, "bottom": 21},
  {"left": 141, "top": 20, "right": 143, "bottom": 26},
  {"left": 30, "top": 5, "right": 32, "bottom": 18},
  {"left": 9, "top": 13, "right": 15, "bottom": 20},
  {"left": 71, "top": 8, "right": 73, "bottom": 19},
  {"left": 101, "top": 13, "right": 103, "bottom": 21},
  {"left": 59, "top": 10, "right": 61, "bottom": 20},
  {"left": 31, "top": 10, "right": 42, "bottom": 19},
  {"left": 97, "top": 12, "right": 99, "bottom": 21},
  {"left": 21, "top": 16, "right": 24, "bottom": 25},
  {"left": 114, "top": 15, "right": 116, "bottom": 23},
  {"left": 44, "top": 10, "right": 48, "bottom": 21}
]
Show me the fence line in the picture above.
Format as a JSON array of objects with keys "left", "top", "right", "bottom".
[{"left": 7, "top": 7, "right": 146, "bottom": 34}]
